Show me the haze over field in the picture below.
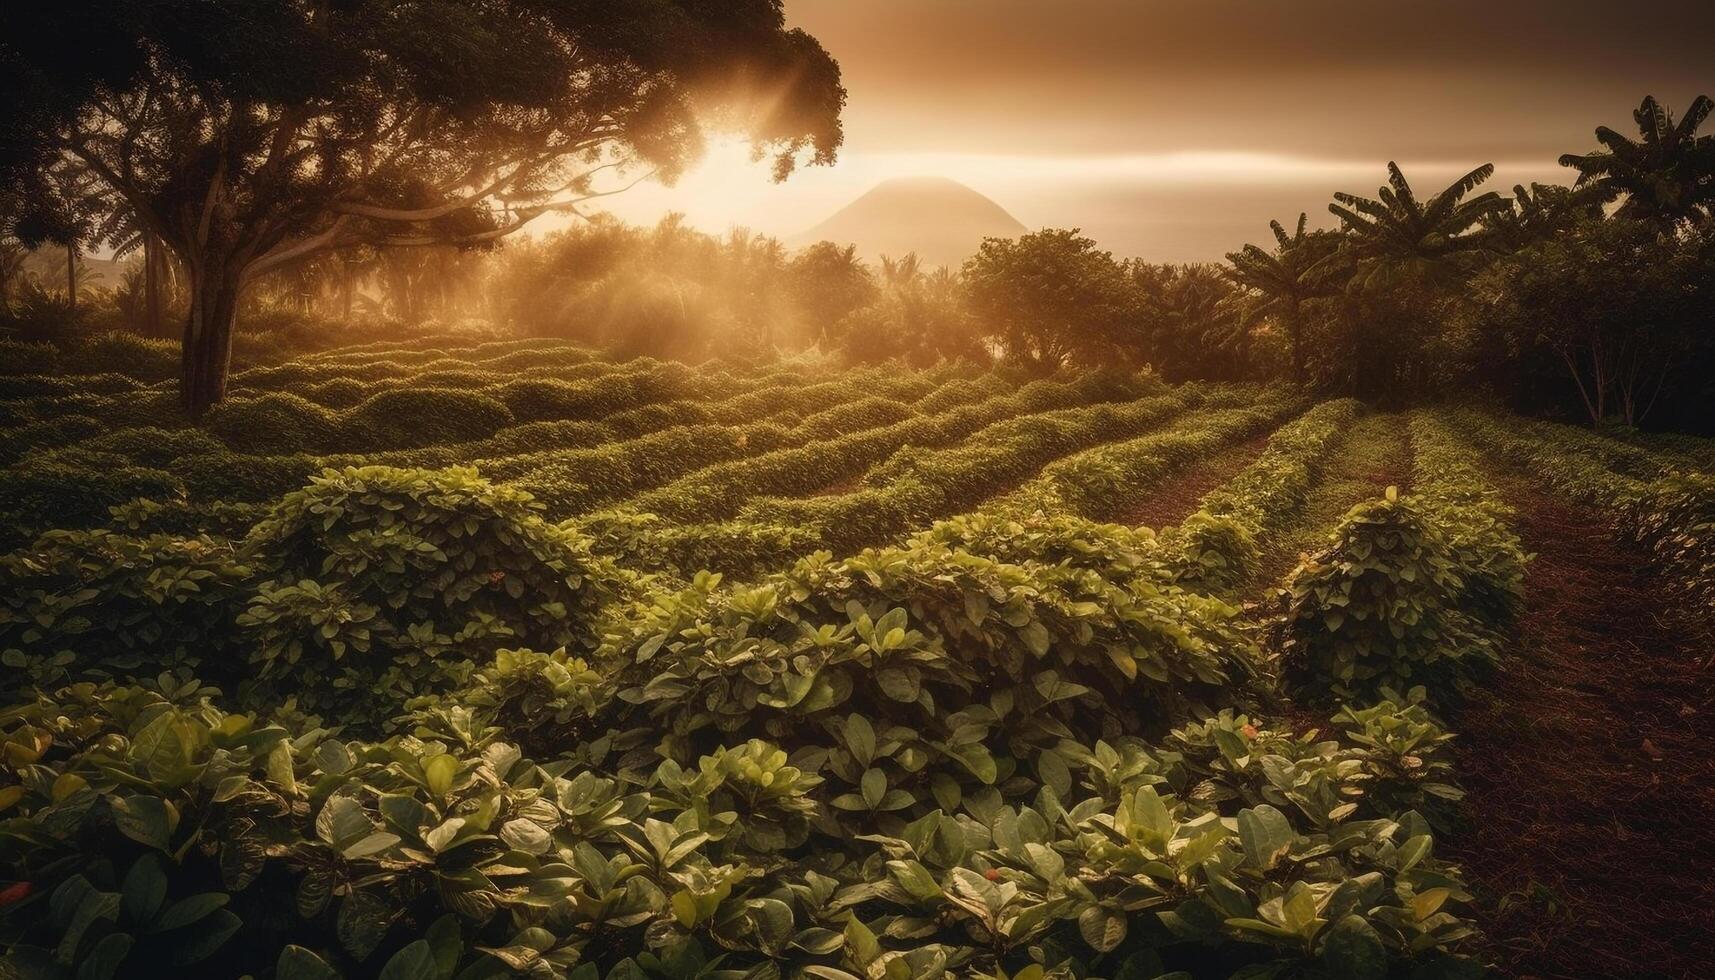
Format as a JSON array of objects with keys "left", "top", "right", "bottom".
[{"left": 593, "top": 0, "right": 1715, "bottom": 261}]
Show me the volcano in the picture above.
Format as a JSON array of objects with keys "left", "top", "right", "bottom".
[{"left": 792, "top": 176, "right": 1027, "bottom": 268}]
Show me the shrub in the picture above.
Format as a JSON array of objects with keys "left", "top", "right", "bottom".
[
  {"left": 0, "top": 414, "right": 106, "bottom": 466},
  {"left": 0, "top": 337, "right": 60, "bottom": 374},
  {"left": 0, "top": 461, "right": 184, "bottom": 547},
  {"left": 1268, "top": 489, "right": 1504, "bottom": 702},
  {"left": 0, "top": 529, "right": 251, "bottom": 691},
  {"left": 297, "top": 375, "right": 372, "bottom": 408},
  {"left": 70, "top": 426, "right": 228, "bottom": 468},
  {"left": 1629, "top": 471, "right": 1715, "bottom": 610},
  {"left": 595, "top": 530, "right": 1268, "bottom": 837},
  {"left": 63, "top": 331, "right": 181, "bottom": 381},
  {"left": 1162, "top": 399, "right": 1362, "bottom": 592},
  {"left": 203, "top": 391, "right": 340, "bottom": 454},
  {"left": 237, "top": 466, "right": 624, "bottom": 717},
  {"left": 175, "top": 450, "right": 323, "bottom": 502},
  {"left": 338, "top": 387, "right": 515, "bottom": 451}
]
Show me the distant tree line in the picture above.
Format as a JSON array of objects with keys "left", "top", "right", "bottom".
[
  {"left": 3, "top": 64, "right": 1712, "bottom": 430},
  {"left": 482, "top": 94, "right": 1715, "bottom": 431}
]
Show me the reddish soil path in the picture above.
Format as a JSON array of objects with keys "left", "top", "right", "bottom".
[
  {"left": 1448, "top": 478, "right": 1715, "bottom": 979},
  {"left": 1117, "top": 431, "right": 1272, "bottom": 530},
  {"left": 1243, "top": 412, "right": 1412, "bottom": 595}
]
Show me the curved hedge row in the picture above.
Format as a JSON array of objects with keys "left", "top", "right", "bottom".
[
  {"left": 618, "top": 373, "right": 1161, "bottom": 526},
  {"left": 995, "top": 395, "right": 1303, "bottom": 523},
  {"left": 1455, "top": 407, "right": 1714, "bottom": 614},
  {"left": 587, "top": 384, "right": 1272, "bottom": 577},
  {"left": 1267, "top": 413, "right": 1527, "bottom": 703},
  {"left": 1158, "top": 399, "right": 1362, "bottom": 592},
  {"left": 733, "top": 385, "right": 1239, "bottom": 555},
  {"left": 494, "top": 374, "right": 1002, "bottom": 519}
]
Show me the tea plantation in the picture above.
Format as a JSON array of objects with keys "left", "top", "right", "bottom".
[{"left": 2, "top": 336, "right": 1712, "bottom": 979}]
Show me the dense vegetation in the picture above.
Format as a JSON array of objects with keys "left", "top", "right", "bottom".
[
  {"left": 2, "top": 4, "right": 1712, "bottom": 973},
  {"left": 6, "top": 94, "right": 1714, "bottom": 431},
  {"left": 2, "top": 336, "right": 1710, "bottom": 978}
]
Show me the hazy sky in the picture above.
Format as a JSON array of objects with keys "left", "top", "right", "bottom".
[{"left": 591, "top": 0, "right": 1715, "bottom": 262}]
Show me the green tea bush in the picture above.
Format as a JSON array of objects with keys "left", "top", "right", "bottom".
[
  {"left": 174, "top": 449, "right": 324, "bottom": 502},
  {"left": 0, "top": 414, "right": 106, "bottom": 466},
  {"left": 1267, "top": 489, "right": 1505, "bottom": 702},
  {"left": 337, "top": 387, "right": 516, "bottom": 451},
  {"left": 737, "top": 387, "right": 1203, "bottom": 555},
  {"left": 1628, "top": 471, "right": 1715, "bottom": 610},
  {"left": 0, "top": 337, "right": 60, "bottom": 374},
  {"left": 1001, "top": 398, "right": 1300, "bottom": 522},
  {"left": 628, "top": 375, "right": 1167, "bottom": 527},
  {"left": 65, "top": 426, "right": 228, "bottom": 469},
  {"left": 1408, "top": 413, "right": 1529, "bottom": 625},
  {"left": 203, "top": 391, "right": 340, "bottom": 454},
  {"left": 0, "top": 372, "right": 140, "bottom": 400},
  {"left": 919, "top": 509, "right": 1167, "bottom": 581},
  {"left": 237, "top": 466, "right": 624, "bottom": 716},
  {"left": 595, "top": 530, "right": 1267, "bottom": 830},
  {"left": 1162, "top": 399, "right": 1362, "bottom": 592},
  {"left": 297, "top": 375, "right": 373, "bottom": 408},
  {"left": 1457, "top": 408, "right": 1715, "bottom": 611},
  {"left": 62, "top": 331, "right": 180, "bottom": 381},
  {"left": 0, "top": 529, "right": 251, "bottom": 690},
  {"left": 0, "top": 461, "right": 184, "bottom": 547}
]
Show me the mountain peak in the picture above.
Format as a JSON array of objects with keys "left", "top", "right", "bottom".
[{"left": 793, "top": 177, "right": 1026, "bottom": 268}]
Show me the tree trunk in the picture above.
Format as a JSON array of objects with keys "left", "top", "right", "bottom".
[
  {"left": 181, "top": 269, "right": 242, "bottom": 417},
  {"left": 66, "top": 243, "right": 77, "bottom": 311},
  {"left": 144, "top": 236, "right": 162, "bottom": 336},
  {"left": 341, "top": 260, "right": 353, "bottom": 320}
]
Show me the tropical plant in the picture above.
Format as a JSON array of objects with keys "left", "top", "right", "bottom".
[
  {"left": 1559, "top": 94, "right": 1715, "bottom": 227},
  {"left": 1328, "top": 163, "right": 1509, "bottom": 290},
  {"left": 1224, "top": 214, "right": 1342, "bottom": 383}
]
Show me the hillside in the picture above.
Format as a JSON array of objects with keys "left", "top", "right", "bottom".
[{"left": 792, "top": 175, "right": 1027, "bottom": 268}]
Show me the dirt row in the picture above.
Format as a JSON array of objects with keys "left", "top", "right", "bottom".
[
  {"left": 1108, "top": 411, "right": 1715, "bottom": 978},
  {"left": 1447, "top": 475, "right": 1715, "bottom": 980}
]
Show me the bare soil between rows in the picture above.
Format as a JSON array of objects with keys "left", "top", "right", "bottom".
[
  {"left": 1447, "top": 476, "right": 1715, "bottom": 979},
  {"left": 1118, "top": 431, "right": 1272, "bottom": 530}
]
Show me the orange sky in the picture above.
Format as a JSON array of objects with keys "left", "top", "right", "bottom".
[{"left": 589, "top": 0, "right": 1715, "bottom": 262}]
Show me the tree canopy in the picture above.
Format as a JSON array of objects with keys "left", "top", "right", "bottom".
[{"left": 0, "top": 0, "right": 846, "bottom": 412}]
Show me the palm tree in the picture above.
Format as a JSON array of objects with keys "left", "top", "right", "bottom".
[
  {"left": 1328, "top": 162, "right": 1508, "bottom": 289},
  {"left": 1224, "top": 214, "right": 1340, "bottom": 383},
  {"left": 1487, "top": 182, "right": 1604, "bottom": 251},
  {"left": 1559, "top": 94, "right": 1715, "bottom": 227}
]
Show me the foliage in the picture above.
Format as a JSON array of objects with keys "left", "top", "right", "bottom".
[
  {"left": 1559, "top": 94, "right": 1715, "bottom": 227},
  {"left": 1267, "top": 488, "right": 1509, "bottom": 703},
  {"left": 962, "top": 229, "right": 1137, "bottom": 371},
  {"left": 0, "top": 657, "right": 1484, "bottom": 979},
  {"left": 1162, "top": 399, "right": 1362, "bottom": 592},
  {"left": 0, "top": 531, "right": 250, "bottom": 694},
  {"left": 1467, "top": 215, "right": 1713, "bottom": 426},
  {"left": 236, "top": 466, "right": 625, "bottom": 718}
]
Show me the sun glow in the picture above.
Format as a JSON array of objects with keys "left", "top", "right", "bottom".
[{"left": 569, "top": 138, "right": 1563, "bottom": 260}]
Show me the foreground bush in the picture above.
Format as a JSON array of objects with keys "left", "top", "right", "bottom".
[
  {"left": 1268, "top": 489, "right": 1508, "bottom": 702},
  {"left": 237, "top": 466, "right": 625, "bottom": 717},
  {"left": 0, "top": 673, "right": 1483, "bottom": 979}
]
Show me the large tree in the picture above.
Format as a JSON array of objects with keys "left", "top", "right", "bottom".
[
  {"left": 962, "top": 228, "right": 1133, "bottom": 371},
  {"left": 0, "top": 0, "right": 844, "bottom": 413},
  {"left": 1560, "top": 94, "right": 1715, "bottom": 227}
]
